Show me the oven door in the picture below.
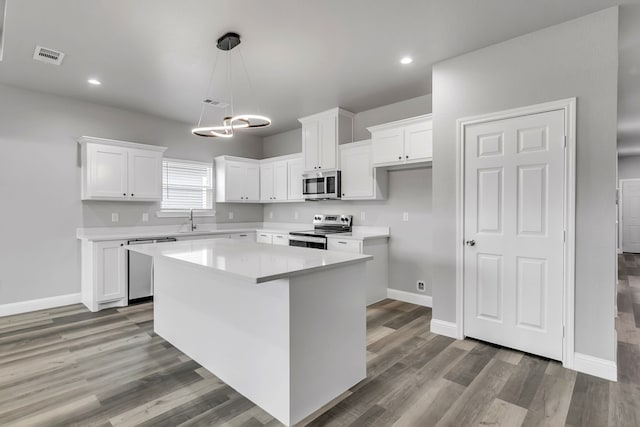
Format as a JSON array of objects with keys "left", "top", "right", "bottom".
[{"left": 288, "top": 235, "right": 327, "bottom": 250}]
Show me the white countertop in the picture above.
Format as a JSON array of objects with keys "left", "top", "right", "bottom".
[
  {"left": 126, "top": 238, "right": 372, "bottom": 284},
  {"left": 77, "top": 223, "right": 388, "bottom": 242},
  {"left": 76, "top": 223, "right": 308, "bottom": 241},
  {"left": 326, "top": 226, "right": 390, "bottom": 241}
]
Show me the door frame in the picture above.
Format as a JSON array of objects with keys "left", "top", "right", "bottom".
[
  {"left": 455, "top": 98, "right": 576, "bottom": 368},
  {"left": 619, "top": 178, "right": 640, "bottom": 253}
]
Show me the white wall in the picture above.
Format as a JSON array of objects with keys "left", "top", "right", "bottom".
[
  {"left": 0, "top": 83, "right": 263, "bottom": 305},
  {"left": 431, "top": 8, "right": 619, "bottom": 361},
  {"left": 262, "top": 95, "right": 433, "bottom": 296}
]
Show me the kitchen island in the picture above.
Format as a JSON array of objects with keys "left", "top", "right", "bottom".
[{"left": 127, "top": 238, "right": 372, "bottom": 426}]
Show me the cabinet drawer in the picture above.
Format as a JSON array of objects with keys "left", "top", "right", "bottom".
[
  {"left": 272, "top": 233, "right": 290, "bottom": 246},
  {"left": 256, "top": 233, "right": 273, "bottom": 244},
  {"left": 327, "top": 239, "right": 362, "bottom": 254},
  {"left": 230, "top": 232, "right": 256, "bottom": 242}
]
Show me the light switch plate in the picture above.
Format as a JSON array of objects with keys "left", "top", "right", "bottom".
[
  {"left": 228, "top": 211, "right": 234, "bottom": 220},
  {"left": 111, "top": 213, "right": 119, "bottom": 223},
  {"left": 269, "top": 211, "right": 274, "bottom": 219},
  {"left": 403, "top": 212, "right": 409, "bottom": 221},
  {"left": 142, "top": 213, "right": 149, "bottom": 222},
  {"left": 294, "top": 211, "right": 299, "bottom": 220},
  {"left": 360, "top": 212, "right": 366, "bottom": 221}
]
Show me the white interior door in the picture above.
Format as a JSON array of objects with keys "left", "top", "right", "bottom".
[
  {"left": 622, "top": 180, "right": 640, "bottom": 253},
  {"left": 464, "top": 109, "right": 565, "bottom": 361}
]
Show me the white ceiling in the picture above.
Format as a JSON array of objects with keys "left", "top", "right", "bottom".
[{"left": 0, "top": 0, "right": 638, "bottom": 144}]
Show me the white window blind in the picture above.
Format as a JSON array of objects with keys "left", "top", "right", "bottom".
[{"left": 161, "top": 158, "right": 213, "bottom": 210}]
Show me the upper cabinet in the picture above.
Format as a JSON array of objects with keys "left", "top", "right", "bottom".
[
  {"left": 79, "top": 136, "right": 167, "bottom": 201},
  {"left": 287, "top": 156, "right": 304, "bottom": 201},
  {"left": 215, "top": 156, "right": 260, "bottom": 203},
  {"left": 260, "top": 160, "right": 288, "bottom": 202},
  {"left": 299, "top": 107, "right": 354, "bottom": 171},
  {"left": 339, "top": 140, "right": 387, "bottom": 200},
  {"left": 367, "top": 114, "right": 433, "bottom": 167}
]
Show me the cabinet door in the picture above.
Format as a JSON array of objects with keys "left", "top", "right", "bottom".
[
  {"left": 404, "top": 121, "right": 433, "bottom": 161},
  {"left": 87, "top": 144, "right": 128, "bottom": 199},
  {"left": 256, "top": 232, "right": 273, "bottom": 244},
  {"left": 260, "top": 163, "right": 275, "bottom": 202},
  {"left": 341, "top": 144, "right": 374, "bottom": 199},
  {"left": 287, "top": 158, "right": 304, "bottom": 201},
  {"left": 274, "top": 162, "right": 288, "bottom": 200},
  {"left": 318, "top": 114, "right": 337, "bottom": 169},
  {"left": 244, "top": 164, "right": 261, "bottom": 201},
  {"left": 226, "top": 162, "right": 245, "bottom": 201},
  {"left": 327, "top": 238, "right": 362, "bottom": 254},
  {"left": 230, "top": 232, "right": 256, "bottom": 242},
  {"left": 303, "top": 120, "right": 319, "bottom": 171},
  {"left": 372, "top": 128, "right": 404, "bottom": 165},
  {"left": 128, "top": 149, "right": 163, "bottom": 200},
  {"left": 272, "top": 233, "right": 290, "bottom": 246},
  {"left": 95, "top": 241, "right": 126, "bottom": 303}
]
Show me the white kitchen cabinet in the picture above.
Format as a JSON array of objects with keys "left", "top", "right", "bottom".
[
  {"left": 80, "top": 136, "right": 167, "bottom": 201},
  {"left": 257, "top": 232, "right": 273, "bottom": 244},
  {"left": 229, "top": 232, "right": 256, "bottom": 242},
  {"left": 339, "top": 140, "right": 387, "bottom": 200},
  {"left": 299, "top": 107, "right": 354, "bottom": 171},
  {"left": 368, "top": 114, "right": 433, "bottom": 167},
  {"left": 260, "top": 160, "right": 289, "bottom": 202},
  {"left": 256, "top": 231, "right": 290, "bottom": 246},
  {"left": 81, "top": 239, "right": 128, "bottom": 312},
  {"left": 287, "top": 157, "right": 304, "bottom": 201},
  {"left": 327, "top": 236, "right": 389, "bottom": 305},
  {"left": 272, "top": 233, "right": 290, "bottom": 246},
  {"left": 260, "top": 163, "right": 275, "bottom": 202},
  {"left": 215, "top": 156, "right": 260, "bottom": 203}
]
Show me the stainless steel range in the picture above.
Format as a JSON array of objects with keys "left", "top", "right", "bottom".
[{"left": 289, "top": 214, "right": 353, "bottom": 250}]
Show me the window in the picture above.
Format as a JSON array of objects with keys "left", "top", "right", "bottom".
[{"left": 161, "top": 158, "right": 213, "bottom": 211}]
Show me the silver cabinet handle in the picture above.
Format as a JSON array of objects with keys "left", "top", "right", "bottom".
[
  {"left": 465, "top": 240, "right": 476, "bottom": 246},
  {"left": 338, "top": 241, "right": 347, "bottom": 244}
]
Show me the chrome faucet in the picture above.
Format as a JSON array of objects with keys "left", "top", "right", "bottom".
[{"left": 188, "top": 209, "right": 197, "bottom": 231}]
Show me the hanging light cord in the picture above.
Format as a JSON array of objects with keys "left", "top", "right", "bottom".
[
  {"left": 237, "top": 46, "right": 262, "bottom": 114},
  {"left": 197, "top": 50, "right": 220, "bottom": 128}
]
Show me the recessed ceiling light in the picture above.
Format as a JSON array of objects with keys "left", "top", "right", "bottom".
[
  {"left": 400, "top": 57, "right": 413, "bottom": 65},
  {"left": 87, "top": 78, "right": 102, "bottom": 86}
]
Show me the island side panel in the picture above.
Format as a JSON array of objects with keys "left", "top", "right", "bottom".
[
  {"left": 289, "top": 262, "right": 367, "bottom": 425},
  {"left": 153, "top": 257, "right": 292, "bottom": 426}
]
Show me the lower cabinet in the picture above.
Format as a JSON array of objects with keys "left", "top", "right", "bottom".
[
  {"left": 81, "top": 240, "right": 128, "bottom": 312},
  {"left": 327, "top": 236, "right": 389, "bottom": 305},
  {"left": 256, "top": 231, "right": 290, "bottom": 246},
  {"left": 229, "top": 232, "right": 256, "bottom": 242}
]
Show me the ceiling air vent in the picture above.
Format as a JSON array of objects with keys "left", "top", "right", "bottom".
[
  {"left": 33, "top": 45, "right": 65, "bottom": 65},
  {"left": 203, "top": 99, "right": 229, "bottom": 108}
]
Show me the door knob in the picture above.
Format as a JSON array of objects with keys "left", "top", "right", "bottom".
[{"left": 465, "top": 240, "right": 476, "bottom": 247}]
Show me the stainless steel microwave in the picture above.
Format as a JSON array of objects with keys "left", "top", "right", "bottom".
[{"left": 302, "top": 170, "right": 341, "bottom": 200}]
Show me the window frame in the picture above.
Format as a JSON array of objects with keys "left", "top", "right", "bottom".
[{"left": 157, "top": 157, "right": 216, "bottom": 218}]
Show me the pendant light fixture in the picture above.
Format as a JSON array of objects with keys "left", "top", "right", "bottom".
[{"left": 192, "top": 32, "right": 271, "bottom": 138}]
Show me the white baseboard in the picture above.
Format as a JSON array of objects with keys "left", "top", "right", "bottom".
[
  {"left": 430, "top": 319, "right": 460, "bottom": 339},
  {"left": 573, "top": 352, "right": 617, "bottom": 381},
  {"left": 0, "top": 293, "right": 82, "bottom": 317},
  {"left": 386, "top": 288, "right": 432, "bottom": 307}
]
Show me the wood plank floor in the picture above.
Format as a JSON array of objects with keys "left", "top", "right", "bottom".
[{"left": 1, "top": 256, "right": 639, "bottom": 426}]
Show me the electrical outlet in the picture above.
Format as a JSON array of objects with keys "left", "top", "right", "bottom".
[
  {"left": 417, "top": 280, "right": 426, "bottom": 292},
  {"left": 403, "top": 212, "right": 409, "bottom": 222},
  {"left": 111, "top": 213, "right": 119, "bottom": 223},
  {"left": 360, "top": 211, "right": 366, "bottom": 221},
  {"left": 142, "top": 213, "right": 149, "bottom": 222},
  {"left": 294, "top": 211, "right": 299, "bottom": 220},
  {"left": 228, "top": 211, "right": 234, "bottom": 220},
  {"left": 269, "top": 211, "right": 274, "bottom": 219}
]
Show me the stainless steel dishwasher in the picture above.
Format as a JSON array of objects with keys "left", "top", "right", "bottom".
[{"left": 127, "top": 237, "right": 176, "bottom": 303}]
